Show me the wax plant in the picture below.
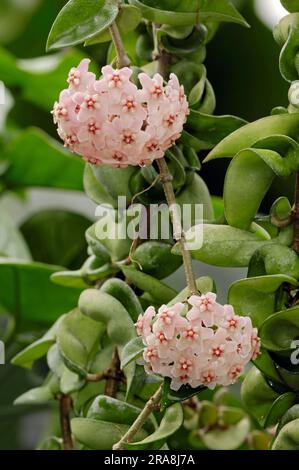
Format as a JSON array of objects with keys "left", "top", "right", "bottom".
[{"left": 7, "top": 0, "right": 297, "bottom": 451}]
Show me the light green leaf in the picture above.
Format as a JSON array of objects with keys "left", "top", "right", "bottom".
[
  {"left": 205, "top": 113, "right": 299, "bottom": 161},
  {"left": 123, "top": 403, "right": 183, "bottom": 450},
  {"left": 120, "top": 336, "right": 144, "bottom": 369},
  {"left": 121, "top": 266, "right": 177, "bottom": 303},
  {"left": 57, "top": 310, "right": 104, "bottom": 375}
]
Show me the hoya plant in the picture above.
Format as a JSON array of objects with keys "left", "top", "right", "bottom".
[{"left": 4, "top": 0, "right": 299, "bottom": 451}]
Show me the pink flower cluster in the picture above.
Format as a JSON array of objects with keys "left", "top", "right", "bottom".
[
  {"left": 136, "top": 293, "right": 260, "bottom": 391},
  {"left": 53, "top": 59, "right": 189, "bottom": 167}
]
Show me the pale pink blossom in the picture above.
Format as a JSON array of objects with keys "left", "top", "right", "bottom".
[
  {"left": 53, "top": 60, "right": 189, "bottom": 167},
  {"left": 135, "top": 294, "right": 260, "bottom": 392}
]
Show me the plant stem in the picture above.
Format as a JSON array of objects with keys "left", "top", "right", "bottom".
[
  {"left": 157, "top": 158, "right": 198, "bottom": 295},
  {"left": 59, "top": 394, "right": 73, "bottom": 450},
  {"left": 113, "top": 384, "right": 163, "bottom": 450},
  {"left": 109, "top": 22, "right": 131, "bottom": 68},
  {"left": 104, "top": 347, "right": 121, "bottom": 398},
  {"left": 293, "top": 172, "right": 299, "bottom": 254}
]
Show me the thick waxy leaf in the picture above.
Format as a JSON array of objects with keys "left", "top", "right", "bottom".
[
  {"left": 57, "top": 310, "right": 103, "bottom": 375},
  {"left": 187, "top": 110, "right": 247, "bottom": 146},
  {"left": 274, "top": 14, "right": 299, "bottom": 82},
  {"left": 0, "top": 259, "right": 80, "bottom": 326},
  {"left": 21, "top": 210, "right": 91, "bottom": 268},
  {"left": 132, "top": 242, "right": 182, "bottom": 280},
  {"left": 168, "top": 276, "right": 214, "bottom": 306},
  {"left": 272, "top": 418, "right": 299, "bottom": 449},
  {"left": 0, "top": 206, "right": 31, "bottom": 260},
  {"left": 253, "top": 348, "right": 284, "bottom": 384},
  {"left": 121, "top": 266, "right": 177, "bottom": 303},
  {"left": 4, "top": 128, "right": 84, "bottom": 191},
  {"left": 14, "top": 386, "right": 54, "bottom": 405},
  {"left": 87, "top": 395, "right": 156, "bottom": 433},
  {"left": 248, "top": 245, "right": 299, "bottom": 279},
  {"left": 201, "top": 416, "right": 250, "bottom": 450},
  {"left": 260, "top": 306, "right": 299, "bottom": 353},
  {"left": 79, "top": 289, "right": 136, "bottom": 393},
  {"left": 85, "top": 225, "right": 111, "bottom": 264},
  {"left": 84, "top": 164, "right": 136, "bottom": 207},
  {"left": 14, "top": 374, "right": 60, "bottom": 405},
  {"left": 264, "top": 392, "right": 296, "bottom": 428},
  {"left": 277, "top": 404, "right": 299, "bottom": 434},
  {"left": 228, "top": 274, "right": 298, "bottom": 327},
  {"left": 241, "top": 367, "right": 280, "bottom": 426},
  {"left": 129, "top": 0, "right": 248, "bottom": 27},
  {"left": 123, "top": 403, "right": 183, "bottom": 450},
  {"left": 205, "top": 113, "right": 299, "bottom": 161},
  {"left": 85, "top": 5, "right": 141, "bottom": 45},
  {"left": 224, "top": 136, "right": 299, "bottom": 229},
  {"left": 12, "top": 316, "right": 65, "bottom": 369},
  {"left": 120, "top": 336, "right": 144, "bottom": 369},
  {"left": 47, "top": 0, "right": 119, "bottom": 51},
  {"left": 100, "top": 278, "right": 142, "bottom": 322},
  {"left": 71, "top": 417, "right": 147, "bottom": 450},
  {"left": 179, "top": 224, "right": 271, "bottom": 267},
  {"left": 175, "top": 173, "right": 214, "bottom": 222},
  {"left": 161, "top": 377, "right": 206, "bottom": 410}
]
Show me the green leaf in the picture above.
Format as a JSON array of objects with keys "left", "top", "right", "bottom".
[
  {"left": 176, "top": 173, "right": 214, "bottom": 221},
  {"left": 274, "top": 14, "right": 299, "bottom": 82},
  {"left": 253, "top": 348, "right": 284, "bottom": 384},
  {"left": 180, "top": 224, "right": 271, "bottom": 267},
  {"left": 100, "top": 278, "right": 143, "bottom": 322},
  {"left": 47, "top": 0, "right": 119, "bottom": 51},
  {"left": 272, "top": 418, "right": 299, "bottom": 449},
  {"left": 224, "top": 136, "right": 299, "bottom": 229},
  {"left": 85, "top": 225, "right": 111, "bottom": 264},
  {"left": 129, "top": 0, "right": 249, "bottom": 27},
  {"left": 0, "top": 259, "right": 80, "bottom": 326},
  {"left": 78, "top": 289, "right": 136, "bottom": 394},
  {"left": 187, "top": 109, "right": 247, "bottom": 146},
  {"left": 248, "top": 245, "right": 299, "bottom": 279},
  {"left": 277, "top": 404, "right": 299, "bottom": 434},
  {"left": 21, "top": 210, "right": 91, "bottom": 268},
  {"left": 260, "top": 306, "right": 299, "bottom": 353},
  {"left": 14, "top": 386, "right": 54, "bottom": 405},
  {"left": 132, "top": 242, "right": 182, "bottom": 280},
  {"left": 71, "top": 417, "right": 147, "bottom": 450},
  {"left": 57, "top": 310, "right": 103, "bottom": 375},
  {"left": 120, "top": 336, "right": 144, "bottom": 369},
  {"left": 228, "top": 274, "right": 298, "bottom": 327},
  {"left": 60, "top": 367, "right": 85, "bottom": 394},
  {"left": 121, "top": 266, "right": 177, "bottom": 303},
  {"left": 123, "top": 403, "right": 183, "bottom": 450},
  {"left": 201, "top": 416, "right": 250, "bottom": 450},
  {"left": 85, "top": 4, "right": 141, "bottom": 45},
  {"left": 84, "top": 164, "right": 136, "bottom": 207},
  {"left": 12, "top": 316, "right": 65, "bottom": 369},
  {"left": 264, "top": 392, "right": 296, "bottom": 428},
  {"left": 161, "top": 377, "right": 206, "bottom": 410},
  {"left": 241, "top": 366, "right": 280, "bottom": 426},
  {"left": 0, "top": 205, "right": 31, "bottom": 260},
  {"left": 4, "top": 128, "right": 84, "bottom": 191},
  {"left": 168, "top": 276, "right": 214, "bottom": 306},
  {"left": 87, "top": 395, "right": 156, "bottom": 433},
  {"left": 205, "top": 113, "right": 299, "bottom": 161}
]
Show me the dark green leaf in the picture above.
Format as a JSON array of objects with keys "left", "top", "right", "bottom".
[{"left": 47, "top": 0, "right": 119, "bottom": 51}]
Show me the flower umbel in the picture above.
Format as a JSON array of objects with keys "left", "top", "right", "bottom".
[
  {"left": 53, "top": 60, "right": 189, "bottom": 168},
  {"left": 136, "top": 293, "right": 260, "bottom": 391}
]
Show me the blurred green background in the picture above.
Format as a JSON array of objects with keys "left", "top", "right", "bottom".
[{"left": 0, "top": 0, "right": 288, "bottom": 449}]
